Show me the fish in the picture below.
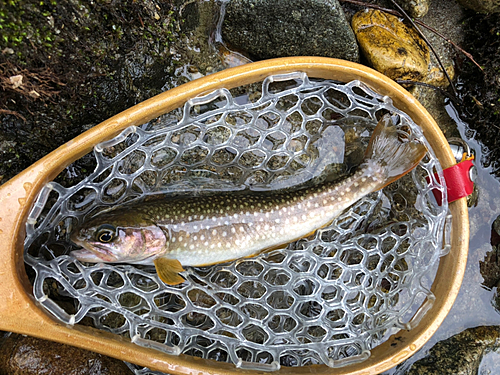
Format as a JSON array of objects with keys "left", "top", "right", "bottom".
[
  {"left": 217, "top": 43, "right": 253, "bottom": 68},
  {"left": 70, "top": 115, "right": 427, "bottom": 285}
]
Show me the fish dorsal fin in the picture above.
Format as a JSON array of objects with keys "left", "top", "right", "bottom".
[{"left": 154, "top": 258, "right": 186, "bottom": 285}]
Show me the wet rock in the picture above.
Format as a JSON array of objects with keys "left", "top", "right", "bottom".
[
  {"left": 479, "top": 215, "right": 500, "bottom": 312},
  {"left": 395, "top": 0, "right": 430, "bottom": 18},
  {"left": 479, "top": 244, "right": 500, "bottom": 291},
  {"left": 403, "top": 326, "right": 500, "bottom": 374},
  {"left": 455, "top": 0, "right": 500, "bottom": 13},
  {"left": 352, "top": 10, "right": 430, "bottom": 82},
  {"left": 0, "top": 333, "right": 133, "bottom": 375},
  {"left": 221, "top": 0, "right": 359, "bottom": 61},
  {"left": 493, "top": 215, "right": 500, "bottom": 244}
]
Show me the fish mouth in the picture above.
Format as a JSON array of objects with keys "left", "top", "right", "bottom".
[
  {"left": 70, "top": 234, "right": 115, "bottom": 263},
  {"left": 70, "top": 248, "right": 109, "bottom": 263}
]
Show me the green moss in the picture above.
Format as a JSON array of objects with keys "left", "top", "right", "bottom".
[{"left": 0, "top": 0, "right": 58, "bottom": 51}]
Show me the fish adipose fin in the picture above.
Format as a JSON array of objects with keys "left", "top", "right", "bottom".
[
  {"left": 365, "top": 115, "right": 427, "bottom": 191},
  {"left": 154, "top": 258, "right": 186, "bottom": 285}
]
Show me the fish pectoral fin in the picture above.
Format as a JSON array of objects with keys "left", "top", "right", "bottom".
[{"left": 154, "top": 258, "right": 186, "bottom": 285}]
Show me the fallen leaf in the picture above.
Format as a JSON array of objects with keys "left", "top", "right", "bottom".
[
  {"left": 9, "top": 74, "right": 23, "bottom": 89},
  {"left": 29, "top": 90, "right": 41, "bottom": 98}
]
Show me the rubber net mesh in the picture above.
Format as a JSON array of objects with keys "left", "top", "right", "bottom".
[{"left": 24, "top": 72, "right": 450, "bottom": 371}]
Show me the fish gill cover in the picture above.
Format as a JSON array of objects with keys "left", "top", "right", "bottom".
[{"left": 23, "top": 72, "right": 449, "bottom": 370}]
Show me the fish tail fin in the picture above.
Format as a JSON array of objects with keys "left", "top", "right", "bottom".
[
  {"left": 365, "top": 115, "right": 427, "bottom": 191},
  {"left": 154, "top": 257, "right": 186, "bottom": 285}
]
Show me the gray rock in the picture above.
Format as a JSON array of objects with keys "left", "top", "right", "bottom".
[
  {"left": 221, "top": 0, "right": 359, "bottom": 61},
  {"left": 455, "top": 0, "right": 500, "bottom": 13},
  {"left": 402, "top": 326, "right": 500, "bottom": 374}
]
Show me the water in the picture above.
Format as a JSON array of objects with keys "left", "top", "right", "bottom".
[{"left": 382, "top": 101, "right": 500, "bottom": 374}]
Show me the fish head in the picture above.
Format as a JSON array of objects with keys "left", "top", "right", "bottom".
[{"left": 70, "top": 212, "right": 167, "bottom": 264}]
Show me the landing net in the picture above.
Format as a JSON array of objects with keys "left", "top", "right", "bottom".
[{"left": 24, "top": 72, "right": 450, "bottom": 371}]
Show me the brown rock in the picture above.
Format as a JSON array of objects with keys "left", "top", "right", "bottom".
[
  {"left": 422, "top": 65, "right": 455, "bottom": 87},
  {"left": 0, "top": 333, "right": 134, "bottom": 375},
  {"left": 396, "top": 0, "right": 430, "bottom": 18},
  {"left": 352, "top": 9, "right": 430, "bottom": 82}
]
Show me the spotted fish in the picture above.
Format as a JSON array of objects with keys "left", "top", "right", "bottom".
[{"left": 70, "top": 115, "right": 427, "bottom": 285}]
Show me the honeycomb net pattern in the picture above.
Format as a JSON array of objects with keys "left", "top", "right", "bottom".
[{"left": 24, "top": 72, "right": 450, "bottom": 371}]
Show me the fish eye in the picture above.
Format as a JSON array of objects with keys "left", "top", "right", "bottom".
[{"left": 96, "top": 224, "right": 116, "bottom": 243}]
